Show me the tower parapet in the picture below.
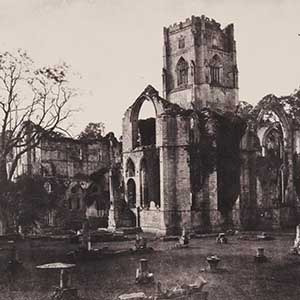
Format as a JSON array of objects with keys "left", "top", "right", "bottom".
[{"left": 162, "top": 15, "right": 238, "bottom": 112}]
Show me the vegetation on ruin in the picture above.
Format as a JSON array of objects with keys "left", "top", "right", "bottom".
[
  {"left": 237, "top": 89, "right": 300, "bottom": 128},
  {"left": 215, "top": 112, "right": 246, "bottom": 218},
  {"left": 77, "top": 122, "right": 106, "bottom": 140},
  {"left": 5, "top": 175, "right": 66, "bottom": 234},
  {"left": 0, "top": 50, "right": 76, "bottom": 232},
  {"left": 189, "top": 108, "right": 247, "bottom": 222},
  {"left": 0, "top": 50, "right": 76, "bottom": 184}
]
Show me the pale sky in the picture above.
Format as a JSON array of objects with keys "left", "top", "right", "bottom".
[{"left": 1, "top": 0, "right": 300, "bottom": 137}]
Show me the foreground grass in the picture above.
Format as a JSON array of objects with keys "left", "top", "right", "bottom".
[{"left": 0, "top": 235, "right": 299, "bottom": 299}]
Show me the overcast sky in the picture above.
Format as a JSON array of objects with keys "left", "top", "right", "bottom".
[{"left": 1, "top": 0, "right": 300, "bottom": 137}]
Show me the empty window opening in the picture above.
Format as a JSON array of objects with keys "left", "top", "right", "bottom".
[
  {"left": 137, "top": 100, "right": 156, "bottom": 147},
  {"left": 126, "top": 158, "right": 135, "bottom": 177},
  {"left": 139, "top": 155, "right": 160, "bottom": 208},
  {"left": 127, "top": 179, "right": 136, "bottom": 208}
]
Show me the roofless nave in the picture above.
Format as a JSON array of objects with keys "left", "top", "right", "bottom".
[{"left": 16, "top": 15, "right": 300, "bottom": 235}]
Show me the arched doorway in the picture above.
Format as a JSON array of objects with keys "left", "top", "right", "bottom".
[{"left": 127, "top": 178, "right": 136, "bottom": 208}]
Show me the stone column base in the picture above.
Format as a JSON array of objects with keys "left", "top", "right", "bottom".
[
  {"left": 50, "top": 288, "right": 79, "bottom": 300},
  {"left": 108, "top": 208, "right": 117, "bottom": 230}
]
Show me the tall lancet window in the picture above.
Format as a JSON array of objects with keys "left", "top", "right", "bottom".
[
  {"left": 209, "top": 54, "right": 222, "bottom": 85},
  {"left": 176, "top": 57, "right": 189, "bottom": 86}
]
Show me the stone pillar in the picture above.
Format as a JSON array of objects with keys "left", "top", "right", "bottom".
[
  {"left": 108, "top": 169, "right": 120, "bottom": 230},
  {"left": 294, "top": 224, "right": 300, "bottom": 248},
  {"left": 81, "top": 219, "right": 90, "bottom": 250},
  {"left": 135, "top": 258, "right": 154, "bottom": 284},
  {"left": 139, "top": 259, "right": 148, "bottom": 275},
  {"left": 136, "top": 207, "right": 141, "bottom": 228},
  {"left": 240, "top": 125, "right": 259, "bottom": 230},
  {"left": 0, "top": 220, "right": 3, "bottom": 236},
  {"left": 60, "top": 269, "right": 72, "bottom": 289},
  {"left": 256, "top": 248, "right": 265, "bottom": 257},
  {"left": 208, "top": 171, "right": 220, "bottom": 230},
  {"left": 155, "top": 113, "right": 192, "bottom": 235},
  {"left": 206, "top": 255, "right": 220, "bottom": 272},
  {"left": 254, "top": 247, "right": 267, "bottom": 262},
  {"left": 7, "top": 241, "right": 19, "bottom": 262}
]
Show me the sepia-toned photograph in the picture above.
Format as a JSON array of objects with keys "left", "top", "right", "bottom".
[{"left": 0, "top": 0, "right": 300, "bottom": 299}]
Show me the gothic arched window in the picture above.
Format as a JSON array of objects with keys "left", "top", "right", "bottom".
[
  {"left": 126, "top": 158, "right": 135, "bottom": 177},
  {"left": 127, "top": 179, "right": 136, "bottom": 208},
  {"left": 176, "top": 57, "right": 189, "bottom": 86},
  {"left": 209, "top": 55, "right": 222, "bottom": 85}
]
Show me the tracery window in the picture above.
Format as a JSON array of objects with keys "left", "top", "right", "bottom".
[
  {"left": 209, "top": 55, "right": 222, "bottom": 85},
  {"left": 176, "top": 57, "right": 189, "bottom": 86}
]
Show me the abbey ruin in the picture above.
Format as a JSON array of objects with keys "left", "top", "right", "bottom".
[
  {"left": 117, "top": 15, "right": 300, "bottom": 234},
  {"left": 15, "top": 15, "right": 300, "bottom": 235}
]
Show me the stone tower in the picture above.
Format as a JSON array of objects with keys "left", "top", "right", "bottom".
[{"left": 162, "top": 15, "right": 238, "bottom": 112}]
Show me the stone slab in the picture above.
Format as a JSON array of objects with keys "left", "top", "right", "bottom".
[{"left": 118, "top": 292, "right": 147, "bottom": 300}]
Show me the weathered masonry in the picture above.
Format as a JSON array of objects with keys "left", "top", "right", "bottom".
[
  {"left": 13, "top": 14, "right": 300, "bottom": 235},
  {"left": 162, "top": 15, "right": 238, "bottom": 112},
  {"left": 14, "top": 132, "right": 122, "bottom": 229},
  {"left": 115, "top": 15, "right": 300, "bottom": 235}
]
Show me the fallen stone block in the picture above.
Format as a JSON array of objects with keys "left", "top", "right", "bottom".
[
  {"left": 254, "top": 247, "right": 267, "bottom": 263},
  {"left": 118, "top": 292, "right": 147, "bottom": 300}
]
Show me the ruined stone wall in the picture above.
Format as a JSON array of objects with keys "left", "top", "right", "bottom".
[
  {"left": 238, "top": 95, "right": 300, "bottom": 230},
  {"left": 15, "top": 133, "right": 122, "bottom": 229},
  {"left": 158, "top": 114, "right": 191, "bottom": 234},
  {"left": 167, "top": 88, "right": 193, "bottom": 110},
  {"left": 123, "top": 148, "right": 160, "bottom": 206},
  {"left": 165, "top": 25, "right": 195, "bottom": 93},
  {"left": 38, "top": 138, "right": 111, "bottom": 178}
]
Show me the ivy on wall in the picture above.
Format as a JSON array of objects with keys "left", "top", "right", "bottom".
[
  {"left": 293, "top": 153, "right": 300, "bottom": 200},
  {"left": 189, "top": 108, "right": 247, "bottom": 218},
  {"left": 215, "top": 112, "right": 246, "bottom": 216},
  {"left": 189, "top": 109, "right": 217, "bottom": 192}
]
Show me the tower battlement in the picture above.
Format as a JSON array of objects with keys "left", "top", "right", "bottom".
[
  {"left": 167, "top": 17, "right": 193, "bottom": 33},
  {"left": 162, "top": 14, "right": 238, "bottom": 112},
  {"left": 165, "top": 15, "right": 234, "bottom": 40}
]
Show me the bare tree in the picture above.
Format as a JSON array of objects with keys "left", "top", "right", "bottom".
[
  {"left": 0, "top": 50, "right": 76, "bottom": 231},
  {"left": 0, "top": 50, "right": 75, "bottom": 182}
]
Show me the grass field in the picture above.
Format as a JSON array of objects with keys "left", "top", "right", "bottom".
[{"left": 0, "top": 234, "right": 299, "bottom": 299}]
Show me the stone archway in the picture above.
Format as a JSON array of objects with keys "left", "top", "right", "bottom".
[
  {"left": 127, "top": 178, "right": 136, "bottom": 208},
  {"left": 241, "top": 94, "right": 298, "bottom": 230}
]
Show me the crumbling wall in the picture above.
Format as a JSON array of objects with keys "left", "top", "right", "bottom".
[{"left": 190, "top": 109, "right": 246, "bottom": 232}]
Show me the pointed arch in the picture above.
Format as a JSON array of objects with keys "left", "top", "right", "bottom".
[
  {"left": 262, "top": 123, "right": 284, "bottom": 159},
  {"left": 209, "top": 54, "right": 223, "bottom": 85},
  {"left": 176, "top": 57, "right": 189, "bottom": 86},
  {"left": 189, "top": 112, "right": 201, "bottom": 144},
  {"left": 127, "top": 179, "right": 136, "bottom": 208},
  {"left": 126, "top": 158, "right": 135, "bottom": 177}
]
